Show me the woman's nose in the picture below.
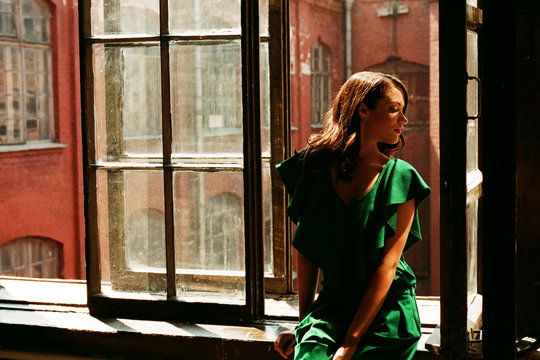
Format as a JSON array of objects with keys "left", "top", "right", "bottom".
[{"left": 400, "top": 113, "right": 408, "bottom": 125}]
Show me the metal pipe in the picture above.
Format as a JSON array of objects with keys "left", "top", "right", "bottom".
[{"left": 343, "top": 0, "right": 354, "bottom": 79}]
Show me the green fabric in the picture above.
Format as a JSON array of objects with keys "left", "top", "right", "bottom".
[{"left": 275, "top": 153, "right": 431, "bottom": 360}]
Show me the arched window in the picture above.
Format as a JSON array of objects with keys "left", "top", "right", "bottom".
[
  {"left": 205, "top": 193, "right": 243, "bottom": 271},
  {"left": 0, "top": 0, "right": 53, "bottom": 145},
  {"left": 310, "top": 42, "right": 331, "bottom": 127},
  {"left": 0, "top": 237, "right": 61, "bottom": 278}
]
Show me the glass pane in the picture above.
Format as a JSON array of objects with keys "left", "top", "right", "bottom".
[
  {"left": 173, "top": 170, "right": 245, "bottom": 304},
  {"left": 170, "top": 41, "right": 242, "bottom": 156},
  {"left": 93, "top": 44, "right": 163, "bottom": 162},
  {"left": 262, "top": 163, "right": 273, "bottom": 274},
  {"left": 466, "top": 29, "right": 478, "bottom": 118},
  {"left": 90, "top": 0, "right": 159, "bottom": 36},
  {"left": 466, "top": 199, "right": 478, "bottom": 305},
  {"left": 97, "top": 169, "right": 166, "bottom": 297},
  {"left": 0, "top": 13, "right": 15, "bottom": 36},
  {"left": 168, "top": 0, "right": 240, "bottom": 35},
  {"left": 21, "top": 0, "right": 50, "bottom": 42},
  {"left": 26, "top": 74, "right": 36, "bottom": 95},
  {"left": 260, "top": 0, "right": 268, "bottom": 36},
  {"left": 38, "top": 95, "right": 49, "bottom": 139},
  {"left": 0, "top": 0, "right": 12, "bottom": 12},
  {"left": 29, "top": 238, "right": 60, "bottom": 278},
  {"left": 261, "top": 41, "right": 270, "bottom": 155},
  {"left": 26, "top": 95, "right": 36, "bottom": 116},
  {"left": 0, "top": 117, "right": 23, "bottom": 144},
  {"left": 466, "top": 119, "right": 478, "bottom": 172}
]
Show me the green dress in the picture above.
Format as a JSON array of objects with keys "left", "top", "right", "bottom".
[{"left": 276, "top": 153, "right": 431, "bottom": 360}]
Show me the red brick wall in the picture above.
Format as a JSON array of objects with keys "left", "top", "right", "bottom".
[
  {"left": 290, "top": 0, "right": 345, "bottom": 152},
  {"left": 0, "top": 0, "right": 84, "bottom": 279}
]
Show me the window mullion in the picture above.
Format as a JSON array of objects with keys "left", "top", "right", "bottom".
[
  {"left": 241, "top": 0, "right": 263, "bottom": 320},
  {"left": 159, "top": 0, "right": 175, "bottom": 300}
]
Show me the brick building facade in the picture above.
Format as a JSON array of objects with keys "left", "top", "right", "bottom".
[{"left": 0, "top": 0, "right": 440, "bottom": 294}]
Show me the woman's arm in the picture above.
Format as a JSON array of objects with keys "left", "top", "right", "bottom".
[
  {"left": 332, "top": 199, "right": 416, "bottom": 360},
  {"left": 296, "top": 248, "right": 319, "bottom": 320},
  {"left": 275, "top": 249, "right": 319, "bottom": 358}
]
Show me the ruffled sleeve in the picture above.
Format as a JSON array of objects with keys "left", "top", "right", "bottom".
[
  {"left": 371, "top": 159, "right": 431, "bottom": 262},
  {"left": 275, "top": 152, "right": 307, "bottom": 224}
]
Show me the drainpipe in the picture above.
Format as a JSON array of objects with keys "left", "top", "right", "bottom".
[{"left": 343, "top": 0, "right": 354, "bottom": 79}]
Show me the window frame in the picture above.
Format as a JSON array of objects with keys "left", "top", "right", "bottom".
[{"left": 80, "top": 0, "right": 290, "bottom": 322}]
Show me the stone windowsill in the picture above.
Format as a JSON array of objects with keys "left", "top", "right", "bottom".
[
  {"left": 0, "top": 277, "right": 440, "bottom": 359},
  {"left": 0, "top": 142, "right": 67, "bottom": 153}
]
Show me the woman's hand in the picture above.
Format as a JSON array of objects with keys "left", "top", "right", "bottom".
[
  {"left": 274, "top": 331, "right": 296, "bottom": 359},
  {"left": 331, "top": 345, "right": 357, "bottom": 360}
]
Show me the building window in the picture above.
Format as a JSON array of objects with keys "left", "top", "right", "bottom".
[
  {"left": 0, "top": 237, "right": 61, "bottom": 278},
  {"left": 310, "top": 42, "right": 331, "bottom": 127},
  {"left": 0, "top": 0, "right": 53, "bottom": 145},
  {"left": 82, "top": 0, "right": 287, "bottom": 321}
]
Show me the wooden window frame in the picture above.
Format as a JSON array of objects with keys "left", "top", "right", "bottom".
[{"left": 80, "top": 0, "right": 290, "bottom": 322}]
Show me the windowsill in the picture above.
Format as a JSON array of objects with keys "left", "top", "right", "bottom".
[
  {"left": 0, "top": 141, "right": 67, "bottom": 153},
  {"left": 0, "top": 277, "right": 440, "bottom": 359}
]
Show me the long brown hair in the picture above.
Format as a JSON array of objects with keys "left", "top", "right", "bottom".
[{"left": 303, "top": 71, "right": 408, "bottom": 181}]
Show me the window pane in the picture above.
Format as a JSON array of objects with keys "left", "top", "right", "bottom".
[
  {"left": 261, "top": 41, "right": 270, "bottom": 155},
  {"left": 90, "top": 0, "right": 159, "bottom": 36},
  {"left": 170, "top": 41, "right": 242, "bottom": 156},
  {"left": 168, "top": 0, "right": 240, "bottom": 35},
  {"left": 0, "top": 116, "right": 23, "bottom": 144},
  {"left": 262, "top": 163, "right": 273, "bottom": 274},
  {"left": 466, "top": 199, "right": 479, "bottom": 305},
  {"left": 0, "top": 8, "right": 15, "bottom": 36},
  {"left": 21, "top": 0, "right": 50, "bottom": 42},
  {"left": 466, "top": 30, "right": 479, "bottom": 118},
  {"left": 93, "top": 44, "right": 163, "bottom": 161},
  {"left": 23, "top": 48, "right": 51, "bottom": 141},
  {"left": 97, "top": 169, "right": 167, "bottom": 296},
  {"left": 260, "top": 0, "right": 268, "bottom": 36},
  {"left": 466, "top": 119, "right": 478, "bottom": 172},
  {"left": 173, "top": 171, "right": 245, "bottom": 304}
]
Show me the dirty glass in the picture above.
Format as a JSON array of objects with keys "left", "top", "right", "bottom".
[
  {"left": 97, "top": 169, "right": 167, "bottom": 296},
  {"left": 93, "top": 43, "right": 163, "bottom": 161},
  {"left": 173, "top": 171, "right": 245, "bottom": 304}
]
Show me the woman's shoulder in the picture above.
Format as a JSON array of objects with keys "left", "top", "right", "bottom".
[
  {"left": 387, "top": 157, "right": 421, "bottom": 175},
  {"left": 381, "top": 157, "right": 431, "bottom": 202}
]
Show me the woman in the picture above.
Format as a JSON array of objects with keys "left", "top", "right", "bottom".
[{"left": 274, "top": 72, "right": 431, "bottom": 360}]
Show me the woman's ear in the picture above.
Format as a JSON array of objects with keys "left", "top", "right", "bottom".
[{"left": 358, "top": 103, "right": 369, "bottom": 119}]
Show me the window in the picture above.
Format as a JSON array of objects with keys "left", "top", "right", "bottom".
[
  {"left": 310, "top": 42, "right": 330, "bottom": 127},
  {"left": 0, "top": 0, "right": 53, "bottom": 145},
  {"left": 82, "top": 0, "right": 287, "bottom": 321},
  {"left": 0, "top": 237, "right": 62, "bottom": 278}
]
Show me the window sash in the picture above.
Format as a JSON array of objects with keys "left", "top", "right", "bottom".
[{"left": 81, "top": 0, "right": 289, "bottom": 321}]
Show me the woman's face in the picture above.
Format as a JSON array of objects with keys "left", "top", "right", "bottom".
[{"left": 361, "top": 84, "right": 408, "bottom": 145}]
